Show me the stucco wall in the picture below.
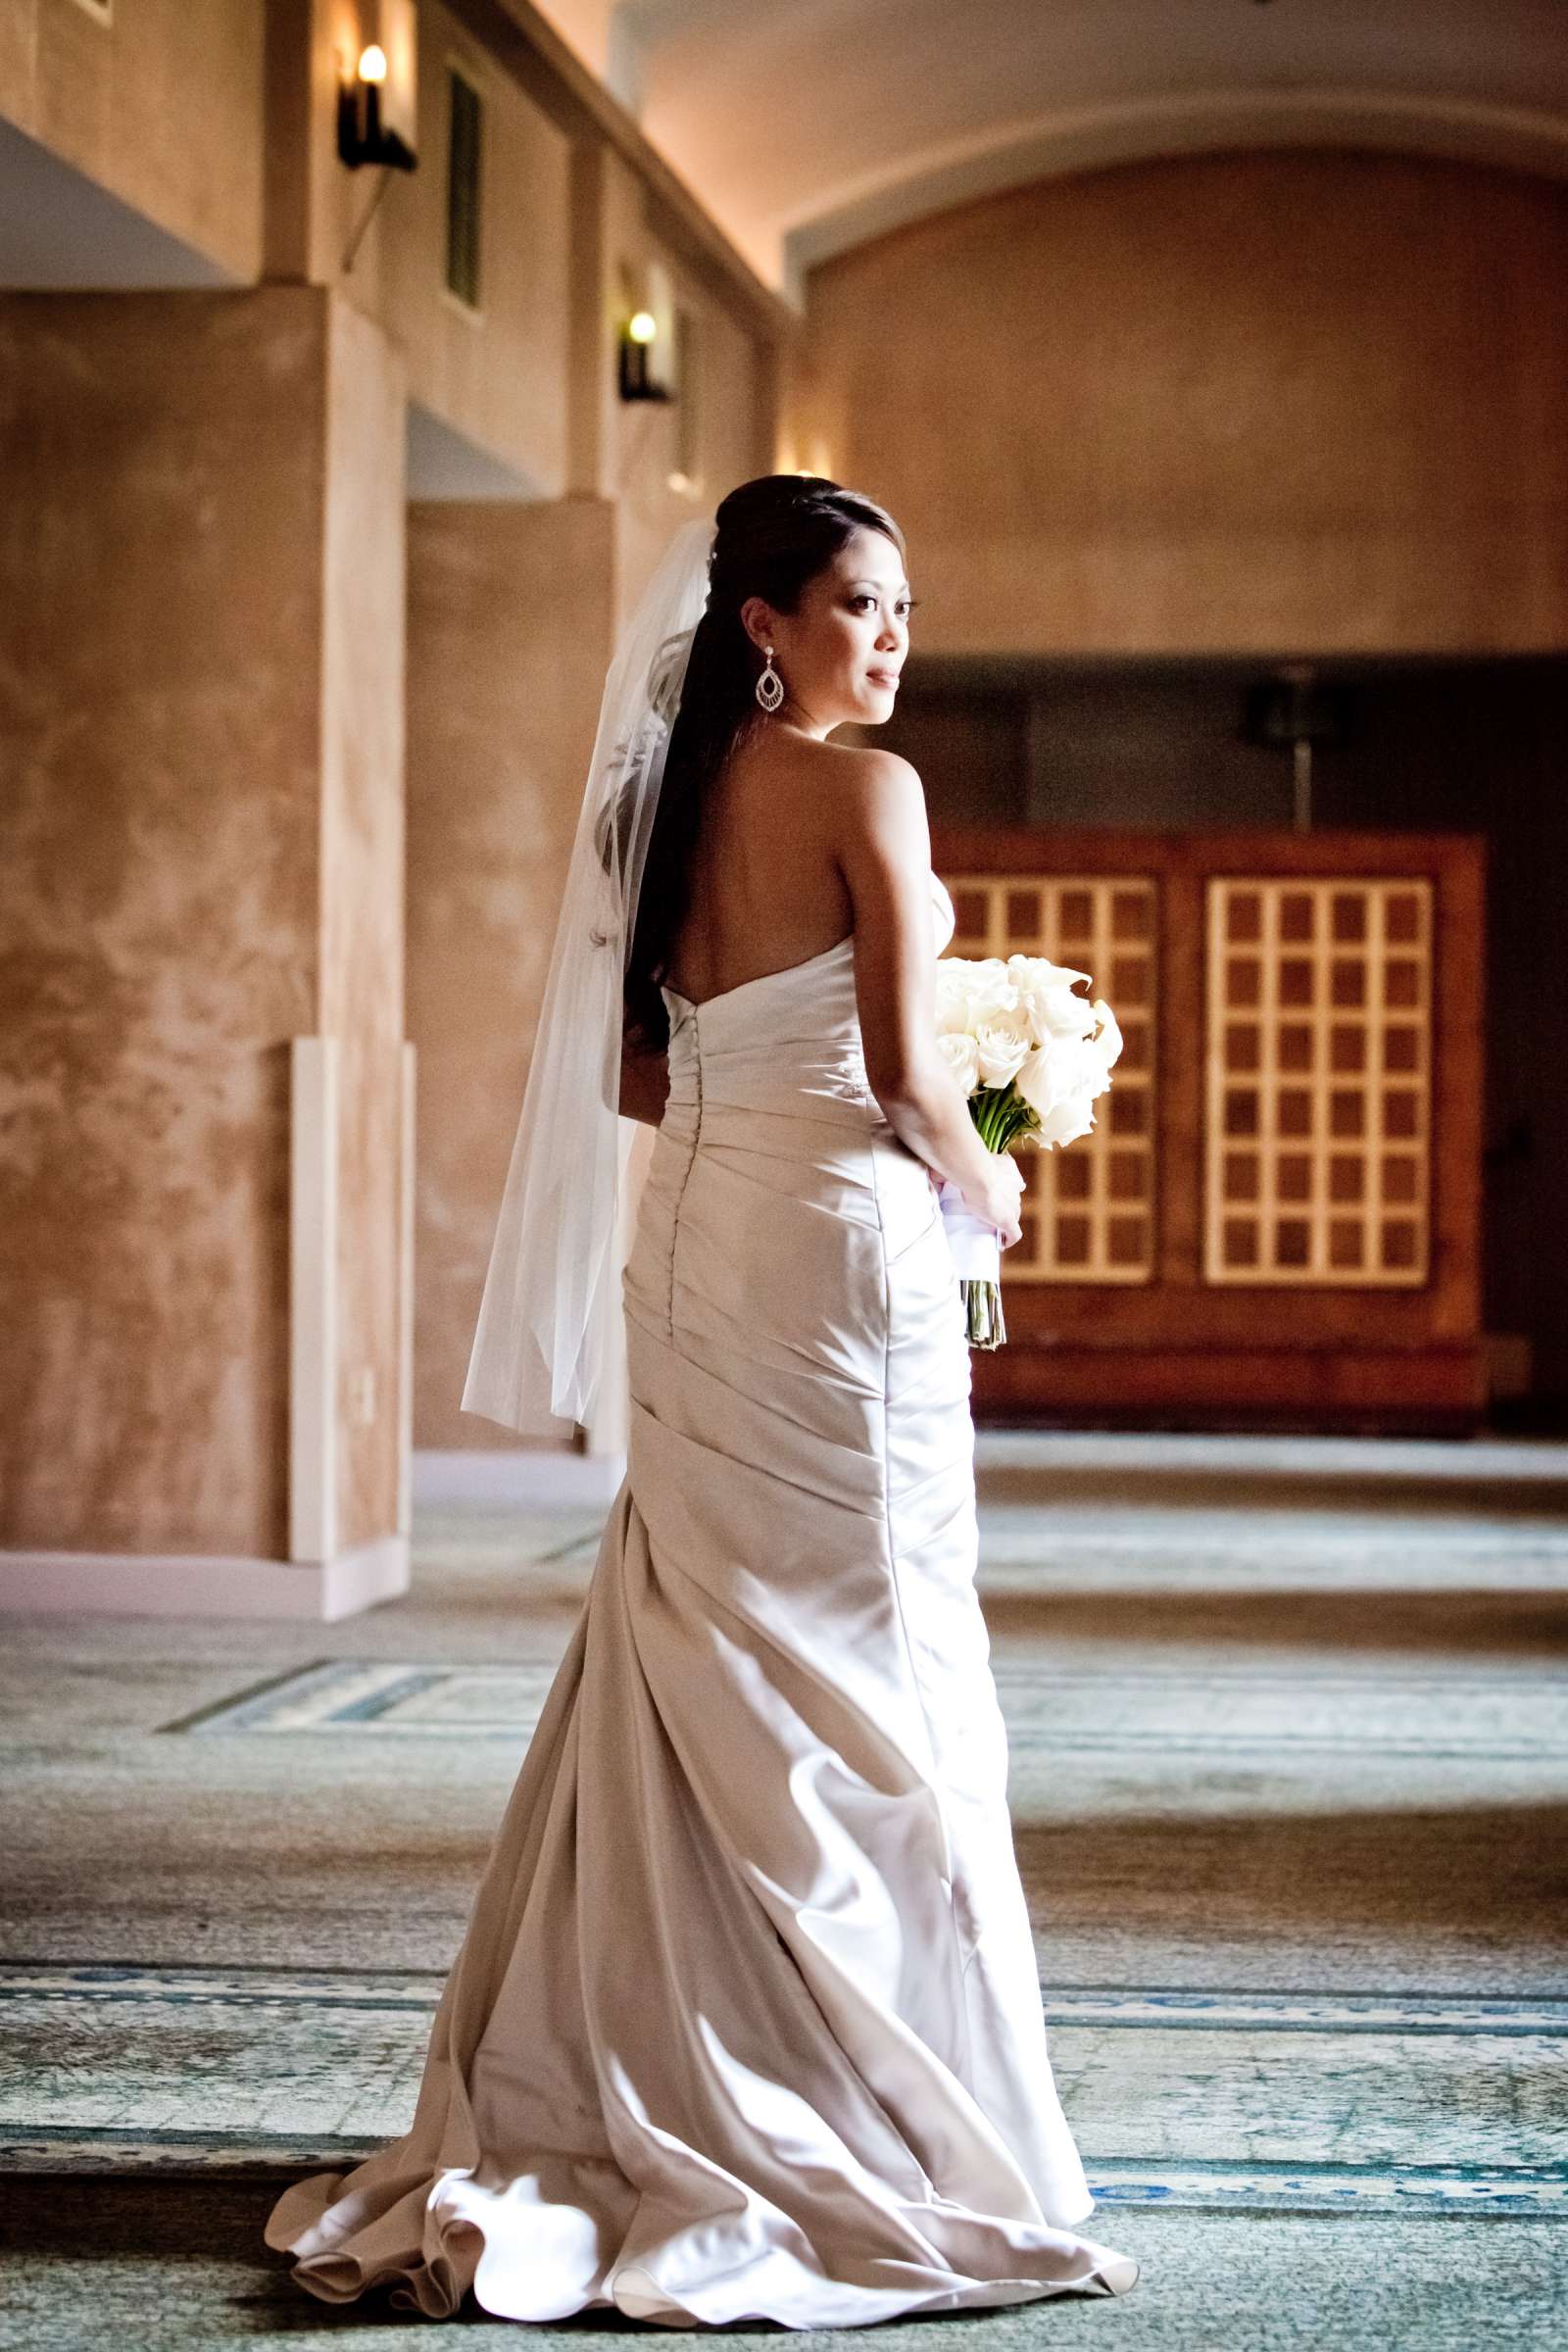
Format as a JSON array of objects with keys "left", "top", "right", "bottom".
[
  {"left": 0, "top": 0, "right": 265, "bottom": 280},
  {"left": 365, "top": 0, "right": 575, "bottom": 495},
  {"left": 604, "top": 150, "right": 767, "bottom": 613},
  {"left": 791, "top": 150, "right": 1568, "bottom": 657},
  {"left": 0, "top": 286, "right": 406, "bottom": 1561},
  {"left": 1, "top": 1, "right": 774, "bottom": 520},
  {"left": 406, "top": 495, "right": 617, "bottom": 1452},
  {"left": 320, "top": 295, "right": 409, "bottom": 1550}
]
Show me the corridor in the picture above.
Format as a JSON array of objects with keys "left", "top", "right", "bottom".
[{"left": 2, "top": 1432, "right": 1562, "bottom": 2346}]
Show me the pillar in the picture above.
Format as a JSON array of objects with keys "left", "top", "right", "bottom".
[
  {"left": 0, "top": 284, "right": 410, "bottom": 1617},
  {"left": 406, "top": 494, "right": 635, "bottom": 1501}
]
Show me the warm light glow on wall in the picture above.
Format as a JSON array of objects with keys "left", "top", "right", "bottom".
[
  {"left": 619, "top": 309, "right": 670, "bottom": 401},
  {"left": 337, "top": 3, "right": 417, "bottom": 172},
  {"left": 375, "top": 0, "right": 418, "bottom": 145}
]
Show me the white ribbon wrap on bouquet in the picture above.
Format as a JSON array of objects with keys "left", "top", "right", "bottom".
[{"left": 936, "top": 1179, "right": 1002, "bottom": 1282}]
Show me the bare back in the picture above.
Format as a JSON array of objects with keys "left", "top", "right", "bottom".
[{"left": 663, "top": 732, "right": 858, "bottom": 1008}]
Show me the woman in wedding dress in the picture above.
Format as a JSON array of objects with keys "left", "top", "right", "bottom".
[{"left": 265, "top": 476, "right": 1141, "bottom": 2324}]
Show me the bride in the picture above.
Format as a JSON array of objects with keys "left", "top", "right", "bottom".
[{"left": 265, "top": 474, "right": 1141, "bottom": 2324}]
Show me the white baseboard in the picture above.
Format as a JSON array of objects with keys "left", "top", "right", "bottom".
[
  {"left": 414, "top": 1448, "right": 626, "bottom": 1508},
  {"left": 0, "top": 1535, "right": 410, "bottom": 1623}
]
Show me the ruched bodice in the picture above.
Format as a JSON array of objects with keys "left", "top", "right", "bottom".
[
  {"left": 265, "top": 862, "right": 1139, "bottom": 2326},
  {"left": 632, "top": 870, "right": 958, "bottom": 1327},
  {"left": 660, "top": 863, "right": 954, "bottom": 1076}
]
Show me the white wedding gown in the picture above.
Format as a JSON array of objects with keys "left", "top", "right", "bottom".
[{"left": 266, "top": 870, "right": 1140, "bottom": 2324}]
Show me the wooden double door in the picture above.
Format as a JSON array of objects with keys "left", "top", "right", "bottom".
[{"left": 930, "top": 825, "right": 1486, "bottom": 1431}]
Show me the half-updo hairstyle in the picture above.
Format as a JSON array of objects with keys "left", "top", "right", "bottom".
[{"left": 617, "top": 473, "right": 906, "bottom": 1054}]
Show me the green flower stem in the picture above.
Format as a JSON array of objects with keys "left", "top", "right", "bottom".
[
  {"left": 961, "top": 1278, "right": 1007, "bottom": 1348},
  {"left": 969, "top": 1085, "right": 1039, "bottom": 1156},
  {"left": 949, "top": 1084, "right": 1036, "bottom": 1350}
]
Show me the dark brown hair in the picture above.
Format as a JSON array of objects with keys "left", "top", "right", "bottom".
[{"left": 623, "top": 473, "right": 906, "bottom": 1052}]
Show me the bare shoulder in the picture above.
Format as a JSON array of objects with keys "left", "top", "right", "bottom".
[{"left": 829, "top": 743, "right": 929, "bottom": 867}]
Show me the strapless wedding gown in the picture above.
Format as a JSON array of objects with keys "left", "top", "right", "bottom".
[{"left": 265, "top": 870, "right": 1140, "bottom": 2325}]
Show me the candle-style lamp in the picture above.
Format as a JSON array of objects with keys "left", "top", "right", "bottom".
[
  {"left": 339, "top": 43, "right": 416, "bottom": 171},
  {"left": 619, "top": 310, "right": 673, "bottom": 403}
]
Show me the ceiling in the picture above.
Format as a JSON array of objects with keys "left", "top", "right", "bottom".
[
  {"left": 535, "top": 0, "right": 1568, "bottom": 303},
  {"left": 0, "top": 118, "right": 234, "bottom": 292}
]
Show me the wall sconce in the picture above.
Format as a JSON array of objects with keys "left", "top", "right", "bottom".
[
  {"left": 1241, "top": 663, "right": 1355, "bottom": 832},
  {"left": 619, "top": 310, "right": 673, "bottom": 403},
  {"left": 338, "top": 3, "right": 418, "bottom": 172},
  {"left": 339, "top": 45, "right": 416, "bottom": 171}
]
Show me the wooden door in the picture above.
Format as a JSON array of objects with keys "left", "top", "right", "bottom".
[{"left": 931, "top": 826, "right": 1487, "bottom": 1432}]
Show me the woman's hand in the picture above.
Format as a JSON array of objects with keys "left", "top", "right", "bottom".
[
  {"left": 962, "top": 1152, "right": 1025, "bottom": 1248},
  {"left": 926, "top": 1152, "right": 1025, "bottom": 1247}
]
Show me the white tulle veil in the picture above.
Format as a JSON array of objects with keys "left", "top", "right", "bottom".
[{"left": 462, "top": 513, "right": 718, "bottom": 1436}]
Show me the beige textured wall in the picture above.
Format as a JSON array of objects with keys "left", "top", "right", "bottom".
[
  {"left": 2, "top": 0, "right": 772, "bottom": 518},
  {"left": 790, "top": 151, "right": 1568, "bottom": 657},
  {"left": 406, "top": 495, "right": 617, "bottom": 1451},
  {"left": 604, "top": 152, "right": 766, "bottom": 613},
  {"left": 316, "top": 9, "right": 769, "bottom": 515},
  {"left": 320, "top": 296, "right": 409, "bottom": 1550},
  {"left": 0, "top": 0, "right": 266, "bottom": 279},
  {"left": 0, "top": 286, "right": 406, "bottom": 1562},
  {"left": 365, "top": 1, "right": 575, "bottom": 493}
]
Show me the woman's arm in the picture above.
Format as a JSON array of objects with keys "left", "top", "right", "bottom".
[
  {"left": 833, "top": 750, "right": 1023, "bottom": 1239},
  {"left": 618, "top": 1039, "right": 669, "bottom": 1127}
]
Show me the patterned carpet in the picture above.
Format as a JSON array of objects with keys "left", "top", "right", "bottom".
[{"left": 1, "top": 1432, "right": 1565, "bottom": 2346}]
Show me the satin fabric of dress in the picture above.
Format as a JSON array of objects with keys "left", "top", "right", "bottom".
[{"left": 264, "top": 871, "right": 1139, "bottom": 2325}]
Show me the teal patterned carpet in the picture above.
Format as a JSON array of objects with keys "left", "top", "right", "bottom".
[{"left": 1, "top": 1433, "right": 1565, "bottom": 2347}]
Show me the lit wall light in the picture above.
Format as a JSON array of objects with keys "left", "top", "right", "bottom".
[
  {"left": 339, "top": 2, "right": 418, "bottom": 172},
  {"left": 619, "top": 310, "right": 672, "bottom": 403}
]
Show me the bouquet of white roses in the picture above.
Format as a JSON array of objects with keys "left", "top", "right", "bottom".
[{"left": 934, "top": 953, "right": 1123, "bottom": 1346}]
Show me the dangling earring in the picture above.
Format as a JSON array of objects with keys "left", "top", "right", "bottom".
[{"left": 755, "top": 646, "right": 785, "bottom": 712}]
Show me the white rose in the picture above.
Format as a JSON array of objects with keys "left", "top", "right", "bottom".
[
  {"left": 973, "top": 1009, "right": 1034, "bottom": 1089},
  {"left": 1044, "top": 987, "right": 1099, "bottom": 1043},
  {"left": 962, "top": 956, "right": 1021, "bottom": 1019},
  {"left": 1013, "top": 1042, "right": 1064, "bottom": 1123},
  {"left": 936, "top": 1029, "right": 981, "bottom": 1094},
  {"left": 936, "top": 954, "right": 1021, "bottom": 1033},
  {"left": 1006, "top": 955, "right": 1097, "bottom": 1043},
  {"left": 1014, "top": 1029, "right": 1118, "bottom": 1146},
  {"left": 934, "top": 960, "right": 977, "bottom": 1035},
  {"left": 1035, "top": 984, "right": 1098, "bottom": 1044},
  {"left": 1064, "top": 1034, "right": 1118, "bottom": 1104},
  {"left": 1039, "top": 1042, "right": 1103, "bottom": 1142},
  {"left": 1089, "top": 998, "right": 1125, "bottom": 1072},
  {"left": 1033, "top": 1092, "right": 1098, "bottom": 1148}
]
